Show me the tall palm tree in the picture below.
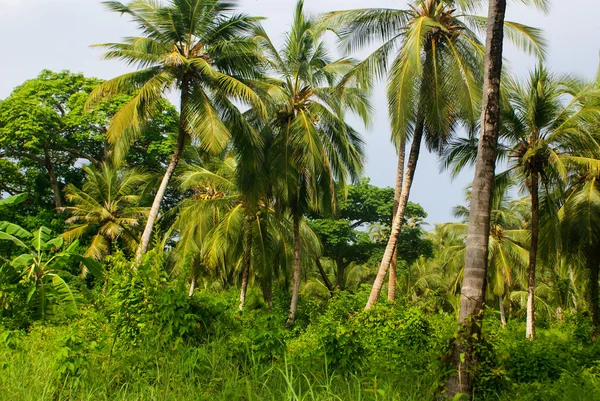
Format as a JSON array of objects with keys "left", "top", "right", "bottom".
[
  {"left": 87, "top": 0, "right": 266, "bottom": 263},
  {"left": 62, "top": 164, "right": 150, "bottom": 260},
  {"left": 323, "top": 0, "right": 546, "bottom": 309},
  {"left": 445, "top": 0, "right": 508, "bottom": 397},
  {"left": 252, "top": 0, "right": 369, "bottom": 325},
  {"left": 446, "top": 66, "right": 599, "bottom": 339}
]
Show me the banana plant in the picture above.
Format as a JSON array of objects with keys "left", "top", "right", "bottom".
[{"left": 0, "top": 222, "right": 102, "bottom": 320}]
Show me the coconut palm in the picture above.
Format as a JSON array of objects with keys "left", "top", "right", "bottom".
[
  {"left": 62, "top": 164, "right": 150, "bottom": 261},
  {"left": 169, "top": 151, "right": 322, "bottom": 311},
  {"left": 559, "top": 154, "right": 600, "bottom": 333},
  {"left": 252, "top": 0, "right": 369, "bottom": 325},
  {"left": 445, "top": 0, "right": 511, "bottom": 396},
  {"left": 323, "top": 0, "right": 547, "bottom": 309},
  {"left": 445, "top": 66, "right": 600, "bottom": 339},
  {"left": 87, "top": 0, "right": 266, "bottom": 263}
]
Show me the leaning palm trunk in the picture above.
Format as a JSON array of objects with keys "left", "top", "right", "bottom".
[
  {"left": 366, "top": 121, "right": 423, "bottom": 309},
  {"left": 136, "top": 85, "right": 189, "bottom": 264},
  {"left": 239, "top": 229, "right": 253, "bottom": 311},
  {"left": 287, "top": 212, "right": 302, "bottom": 326},
  {"left": 445, "top": 0, "right": 507, "bottom": 398},
  {"left": 526, "top": 172, "right": 539, "bottom": 340},
  {"left": 388, "top": 137, "right": 406, "bottom": 302},
  {"left": 315, "top": 257, "right": 334, "bottom": 295}
]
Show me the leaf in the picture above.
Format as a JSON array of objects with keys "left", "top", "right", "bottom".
[
  {"left": 50, "top": 274, "right": 79, "bottom": 314},
  {"left": 10, "top": 253, "right": 34, "bottom": 269},
  {"left": 0, "top": 193, "right": 28, "bottom": 209},
  {"left": 26, "top": 286, "right": 37, "bottom": 303},
  {"left": 0, "top": 231, "right": 29, "bottom": 249},
  {"left": 69, "top": 254, "right": 105, "bottom": 280},
  {"left": 0, "top": 222, "right": 32, "bottom": 240}
]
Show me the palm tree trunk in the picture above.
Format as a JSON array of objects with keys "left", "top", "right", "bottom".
[
  {"left": 526, "top": 172, "right": 539, "bottom": 340},
  {"left": 44, "top": 145, "right": 63, "bottom": 209},
  {"left": 588, "top": 247, "right": 600, "bottom": 337},
  {"left": 239, "top": 228, "right": 253, "bottom": 311},
  {"left": 135, "top": 83, "right": 189, "bottom": 264},
  {"left": 315, "top": 257, "right": 334, "bottom": 295},
  {"left": 365, "top": 120, "right": 423, "bottom": 309},
  {"left": 188, "top": 276, "right": 196, "bottom": 297},
  {"left": 388, "top": 137, "right": 406, "bottom": 302},
  {"left": 445, "top": 0, "right": 507, "bottom": 398},
  {"left": 287, "top": 212, "right": 302, "bottom": 326},
  {"left": 335, "top": 257, "right": 347, "bottom": 290},
  {"left": 499, "top": 295, "right": 507, "bottom": 329}
]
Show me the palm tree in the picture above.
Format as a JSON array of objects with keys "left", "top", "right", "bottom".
[
  {"left": 62, "top": 163, "right": 150, "bottom": 260},
  {"left": 446, "top": 66, "right": 599, "bottom": 339},
  {"left": 87, "top": 0, "right": 265, "bottom": 263},
  {"left": 559, "top": 152, "right": 600, "bottom": 334},
  {"left": 323, "top": 0, "right": 546, "bottom": 309},
  {"left": 252, "top": 0, "right": 369, "bottom": 325},
  {"left": 445, "top": 0, "right": 508, "bottom": 397},
  {"left": 170, "top": 153, "right": 272, "bottom": 310}
]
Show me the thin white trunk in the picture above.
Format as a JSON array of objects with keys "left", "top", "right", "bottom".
[
  {"left": 388, "top": 137, "right": 405, "bottom": 302},
  {"left": 287, "top": 213, "right": 302, "bottom": 326},
  {"left": 499, "top": 295, "right": 506, "bottom": 328},
  {"left": 366, "top": 122, "right": 423, "bottom": 309},
  {"left": 135, "top": 82, "right": 189, "bottom": 265}
]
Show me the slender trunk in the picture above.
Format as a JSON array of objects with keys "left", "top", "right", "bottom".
[
  {"left": 135, "top": 83, "right": 189, "bottom": 264},
  {"left": 388, "top": 138, "right": 406, "bottom": 302},
  {"left": 588, "top": 247, "right": 600, "bottom": 337},
  {"left": 526, "top": 172, "right": 539, "bottom": 340},
  {"left": 315, "top": 257, "right": 334, "bottom": 296},
  {"left": 44, "top": 145, "right": 62, "bottom": 209},
  {"left": 499, "top": 295, "right": 506, "bottom": 329},
  {"left": 365, "top": 120, "right": 424, "bottom": 309},
  {"left": 287, "top": 212, "right": 302, "bottom": 326},
  {"left": 239, "top": 229, "right": 252, "bottom": 311},
  {"left": 335, "top": 258, "right": 347, "bottom": 290},
  {"left": 445, "top": 1, "right": 506, "bottom": 398},
  {"left": 188, "top": 276, "right": 196, "bottom": 297}
]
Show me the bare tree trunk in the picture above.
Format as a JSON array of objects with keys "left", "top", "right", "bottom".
[
  {"left": 135, "top": 83, "right": 189, "bottom": 264},
  {"left": 365, "top": 120, "right": 423, "bottom": 309},
  {"left": 444, "top": 1, "right": 507, "bottom": 398},
  {"left": 499, "top": 295, "right": 507, "bottom": 329},
  {"left": 388, "top": 137, "right": 406, "bottom": 302},
  {"left": 287, "top": 212, "right": 302, "bottom": 326},
  {"left": 44, "top": 145, "right": 63, "bottom": 209},
  {"left": 526, "top": 172, "right": 539, "bottom": 340},
  {"left": 239, "top": 229, "right": 253, "bottom": 311},
  {"left": 315, "top": 257, "right": 334, "bottom": 296}
]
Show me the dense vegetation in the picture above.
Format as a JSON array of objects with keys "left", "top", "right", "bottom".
[{"left": 1, "top": 0, "right": 599, "bottom": 399}]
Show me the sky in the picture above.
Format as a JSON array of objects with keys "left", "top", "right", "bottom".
[{"left": 1, "top": 0, "right": 599, "bottom": 225}]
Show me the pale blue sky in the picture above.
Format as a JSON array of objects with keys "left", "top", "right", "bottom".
[{"left": 1, "top": 0, "right": 598, "bottom": 224}]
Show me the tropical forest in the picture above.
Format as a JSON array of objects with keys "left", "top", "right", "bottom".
[{"left": 2, "top": 0, "right": 600, "bottom": 400}]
